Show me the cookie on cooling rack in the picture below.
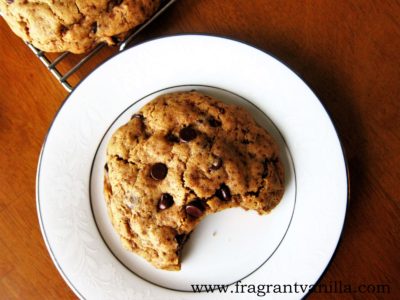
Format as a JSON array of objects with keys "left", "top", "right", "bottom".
[
  {"left": 103, "top": 91, "right": 285, "bottom": 270},
  {"left": 0, "top": 0, "right": 160, "bottom": 53}
]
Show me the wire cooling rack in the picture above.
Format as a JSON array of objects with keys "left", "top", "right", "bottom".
[{"left": 18, "top": 0, "right": 176, "bottom": 92}]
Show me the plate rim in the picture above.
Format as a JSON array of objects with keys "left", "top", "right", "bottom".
[{"left": 36, "top": 33, "right": 350, "bottom": 299}]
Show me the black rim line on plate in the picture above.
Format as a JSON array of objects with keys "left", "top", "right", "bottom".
[
  {"left": 35, "top": 33, "right": 350, "bottom": 299},
  {"left": 88, "top": 84, "right": 297, "bottom": 293}
]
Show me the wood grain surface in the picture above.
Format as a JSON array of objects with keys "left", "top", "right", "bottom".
[{"left": 0, "top": 0, "right": 399, "bottom": 299}]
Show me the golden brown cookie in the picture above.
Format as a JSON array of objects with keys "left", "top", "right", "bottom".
[
  {"left": 0, "top": 0, "right": 160, "bottom": 53},
  {"left": 104, "top": 91, "right": 285, "bottom": 270}
]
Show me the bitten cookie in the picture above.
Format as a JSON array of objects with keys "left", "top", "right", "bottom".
[
  {"left": 104, "top": 91, "right": 285, "bottom": 270},
  {"left": 0, "top": 0, "right": 160, "bottom": 53}
]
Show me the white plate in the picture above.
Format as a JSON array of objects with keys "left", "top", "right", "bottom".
[{"left": 37, "top": 35, "right": 348, "bottom": 300}]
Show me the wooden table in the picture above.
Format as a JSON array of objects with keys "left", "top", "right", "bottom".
[{"left": 0, "top": 1, "right": 399, "bottom": 299}]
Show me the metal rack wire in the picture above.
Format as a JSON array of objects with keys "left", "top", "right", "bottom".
[{"left": 12, "top": 0, "right": 176, "bottom": 92}]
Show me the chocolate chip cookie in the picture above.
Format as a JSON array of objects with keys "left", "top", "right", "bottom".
[
  {"left": 0, "top": 0, "right": 160, "bottom": 53},
  {"left": 104, "top": 91, "right": 285, "bottom": 270}
]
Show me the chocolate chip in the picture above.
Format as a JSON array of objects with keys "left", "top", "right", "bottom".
[
  {"left": 211, "top": 156, "right": 223, "bottom": 170},
  {"left": 204, "top": 136, "right": 214, "bottom": 147},
  {"left": 111, "top": 35, "right": 122, "bottom": 43},
  {"left": 131, "top": 113, "right": 143, "bottom": 120},
  {"left": 104, "top": 163, "right": 109, "bottom": 172},
  {"left": 179, "top": 126, "right": 197, "bottom": 142},
  {"left": 185, "top": 199, "right": 205, "bottom": 218},
  {"left": 216, "top": 184, "right": 231, "bottom": 201},
  {"left": 208, "top": 117, "right": 221, "bottom": 127},
  {"left": 6, "top": 0, "right": 14, "bottom": 4},
  {"left": 90, "top": 22, "right": 97, "bottom": 33},
  {"left": 158, "top": 193, "right": 174, "bottom": 210},
  {"left": 241, "top": 139, "right": 250, "bottom": 145},
  {"left": 60, "top": 25, "right": 68, "bottom": 35},
  {"left": 166, "top": 132, "right": 179, "bottom": 143},
  {"left": 176, "top": 233, "right": 187, "bottom": 245},
  {"left": 150, "top": 163, "right": 168, "bottom": 180},
  {"left": 107, "top": 0, "right": 123, "bottom": 12},
  {"left": 186, "top": 206, "right": 203, "bottom": 218}
]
